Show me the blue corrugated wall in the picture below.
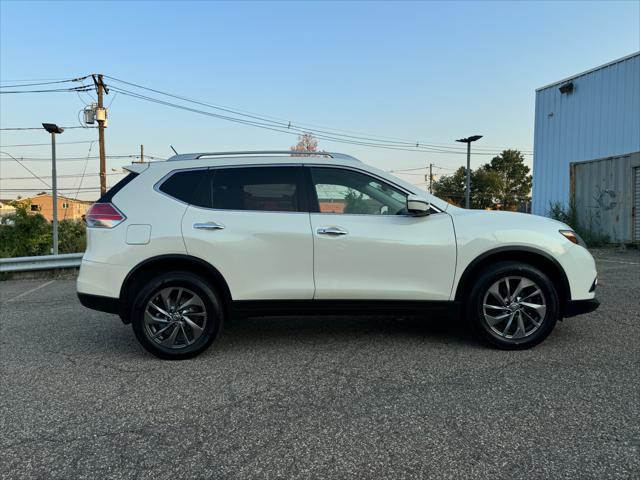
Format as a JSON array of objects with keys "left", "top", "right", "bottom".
[{"left": 532, "top": 53, "right": 640, "bottom": 216}]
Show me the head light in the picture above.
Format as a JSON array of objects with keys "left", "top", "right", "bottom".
[{"left": 559, "top": 229, "right": 586, "bottom": 247}]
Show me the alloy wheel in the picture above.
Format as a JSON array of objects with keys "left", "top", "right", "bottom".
[
  {"left": 482, "top": 276, "right": 547, "bottom": 340},
  {"left": 144, "top": 287, "right": 208, "bottom": 349}
]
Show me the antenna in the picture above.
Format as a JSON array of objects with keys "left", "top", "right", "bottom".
[{"left": 170, "top": 145, "right": 179, "bottom": 155}]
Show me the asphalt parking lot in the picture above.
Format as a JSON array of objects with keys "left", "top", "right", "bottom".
[{"left": 1, "top": 249, "right": 639, "bottom": 480}]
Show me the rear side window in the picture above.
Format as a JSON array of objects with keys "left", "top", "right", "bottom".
[
  {"left": 159, "top": 169, "right": 212, "bottom": 207},
  {"left": 211, "top": 167, "right": 304, "bottom": 212}
]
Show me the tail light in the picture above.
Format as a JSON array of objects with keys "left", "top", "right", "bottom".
[{"left": 86, "top": 202, "right": 126, "bottom": 228}]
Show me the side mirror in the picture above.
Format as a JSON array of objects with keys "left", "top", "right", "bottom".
[{"left": 407, "top": 195, "right": 430, "bottom": 216}]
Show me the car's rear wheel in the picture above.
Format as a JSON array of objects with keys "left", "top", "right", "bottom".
[
  {"left": 130, "top": 271, "right": 223, "bottom": 359},
  {"left": 467, "top": 261, "right": 559, "bottom": 349}
]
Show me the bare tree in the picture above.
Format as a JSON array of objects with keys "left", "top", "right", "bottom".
[{"left": 291, "top": 132, "right": 318, "bottom": 153}]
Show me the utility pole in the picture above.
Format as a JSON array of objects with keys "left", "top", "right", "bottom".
[
  {"left": 140, "top": 144, "right": 144, "bottom": 163},
  {"left": 455, "top": 135, "right": 483, "bottom": 208},
  {"left": 92, "top": 74, "right": 109, "bottom": 196},
  {"left": 429, "top": 163, "right": 433, "bottom": 193},
  {"left": 42, "top": 123, "right": 64, "bottom": 255}
]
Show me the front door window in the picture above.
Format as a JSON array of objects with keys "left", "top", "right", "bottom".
[{"left": 310, "top": 167, "right": 407, "bottom": 215}]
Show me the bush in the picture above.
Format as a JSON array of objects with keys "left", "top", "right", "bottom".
[
  {"left": 0, "top": 205, "right": 86, "bottom": 258},
  {"left": 58, "top": 219, "right": 87, "bottom": 254},
  {"left": 548, "top": 200, "right": 610, "bottom": 247}
]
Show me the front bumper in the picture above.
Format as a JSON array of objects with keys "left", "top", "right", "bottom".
[{"left": 564, "top": 298, "right": 600, "bottom": 318}]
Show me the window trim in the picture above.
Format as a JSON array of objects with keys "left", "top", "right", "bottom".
[{"left": 155, "top": 162, "right": 443, "bottom": 215}]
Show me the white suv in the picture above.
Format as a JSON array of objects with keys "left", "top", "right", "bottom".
[{"left": 77, "top": 151, "right": 599, "bottom": 359}]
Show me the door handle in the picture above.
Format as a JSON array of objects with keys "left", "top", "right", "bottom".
[
  {"left": 317, "top": 226, "right": 348, "bottom": 236},
  {"left": 193, "top": 222, "right": 225, "bottom": 231}
]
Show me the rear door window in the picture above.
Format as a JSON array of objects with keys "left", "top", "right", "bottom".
[{"left": 211, "top": 166, "right": 305, "bottom": 212}]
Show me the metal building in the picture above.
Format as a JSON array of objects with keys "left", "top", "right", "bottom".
[{"left": 532, "top": 52, "right": 640, "bottom": 242}]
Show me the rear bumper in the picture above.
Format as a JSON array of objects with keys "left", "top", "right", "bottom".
[
  {"left": 564, "top": 298, "right": 600, "bottom": 318},
  {"left": 77, "top": 258, "right": 128, "bottom": 299},
  {"left": 77, "top": 292, "right": 120, "bottom": 315}
]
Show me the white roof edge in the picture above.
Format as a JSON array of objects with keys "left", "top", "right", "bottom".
[
  {"left": 535, "top": 51, "right": 640, "bottom": 92},
  {"left": 166, "top": 151, "right": 360, "bottom": 162}
]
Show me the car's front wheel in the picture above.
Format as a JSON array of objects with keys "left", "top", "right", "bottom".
[
  {"left": 467, "top": 261, "right": 559, "bottom": 350},
  {"left": 130, "top": 271, "right": 223, "bottom": 359}
]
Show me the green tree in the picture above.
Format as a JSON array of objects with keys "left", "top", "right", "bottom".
[
  {"left": 432, "top": 149, "right": 530, "bottom": 210},
  {"left": 0, "top": 205, "right": 51, "bottom": 257},
  {"left": 431, "top": 166, "right": 498, "bottom": 208},
  {"left": 0, "top": 204, "right": 87, "bottom": 258},
  {"left": 432, "top": 166, "right": 466, "bottom": 207},
  {"left": 485, "top": 149, "right": 532, "bottom": 210},
  {"left": 471, "top": 166, "right": 502, "bottom": 209}
]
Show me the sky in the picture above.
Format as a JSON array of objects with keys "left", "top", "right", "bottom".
[{"left": 1, "top": 0, "right": 639, "bottom": 200}]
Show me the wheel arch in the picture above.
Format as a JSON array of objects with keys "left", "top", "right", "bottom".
[
  {"left": 118, "top": 254, "right": 232, "bottom": 324},
  {"left": 454, "top": 247, "right": 571, "bottom": 315}
]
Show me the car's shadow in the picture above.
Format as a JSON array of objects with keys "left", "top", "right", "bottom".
[
  {"left": 39, "top": 300, "right": 481, "bottom": 361},
  {"left": 219, "top": 314, "right": 478, "bottom": 349}
]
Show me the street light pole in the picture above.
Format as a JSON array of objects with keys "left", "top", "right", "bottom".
[
  {"left": 42, "top": 123, "right": 64, "bottom": 255},
  {"left": 465, "top": 142, "right": 470, "bottom": 208},
  {"left": 455, "top": 135, "right": 483, "bottom": 209},
  {"left": 51, "top": 132, "right": 58, "bottom": 255}
]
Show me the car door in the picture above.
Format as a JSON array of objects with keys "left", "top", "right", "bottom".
[
  {"left": 178, "top": 165, "right": 315, "bottom": 300},
  {"left": 307, "top": 166, "right": 456, "bottom": 301}
]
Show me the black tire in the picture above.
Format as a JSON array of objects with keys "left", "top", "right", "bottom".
[
  {"left": 130, "top": 271, "right": 224, "bottom": 359},
  {"left": 466, "top": 261, "right": 559, "bottom": 350}
]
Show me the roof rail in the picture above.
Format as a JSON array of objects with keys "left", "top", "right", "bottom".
[{"left": 166, "top": 150, "right": 360, "bottom": 162}]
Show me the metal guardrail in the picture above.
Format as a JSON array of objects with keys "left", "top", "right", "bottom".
[{"left": 0, "top": 253, "right": 83, "bottom": 273}]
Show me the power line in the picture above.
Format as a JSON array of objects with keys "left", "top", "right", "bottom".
[
  {"left": 0, "top": 86, "right": 95, "bottom": 94},
  {"left": 0, "top": 126, "right": 97, "bottom": 131},
  {"left": 104, "top": 75, "right": 533, "bottom": 155},
  {"left": 391, "top": 167, "right": 430, "bottom": 173},
  {"left": 0, "top": 154, "right": 165, "bottom": 162},
  {"left": 0, "top": 140, "right": 96, "bottom": 148},
  {"left": 110, "top": 84, "right": 528, "bottom": 156},
  {"left": 0, "top": 187, "right": 101, "bottom": 192},
  {"left": 0, "top": 76, "right": 90, "bottom": 89},
  {"left": 68, "top": 141, "right": 96, "bottom": 209},
  {"left": 0, "top": 151, "right": 51, "bottom": 189},
  {"left": 0, "top": 77, "right": 73, "bottom": 83},
  {"left": 2, "top": 172, "right": 124, "bottom": 181}
]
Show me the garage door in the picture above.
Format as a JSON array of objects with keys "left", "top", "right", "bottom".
[{"left": 635, "top": 167, "right": 640, "bottom": 241}]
